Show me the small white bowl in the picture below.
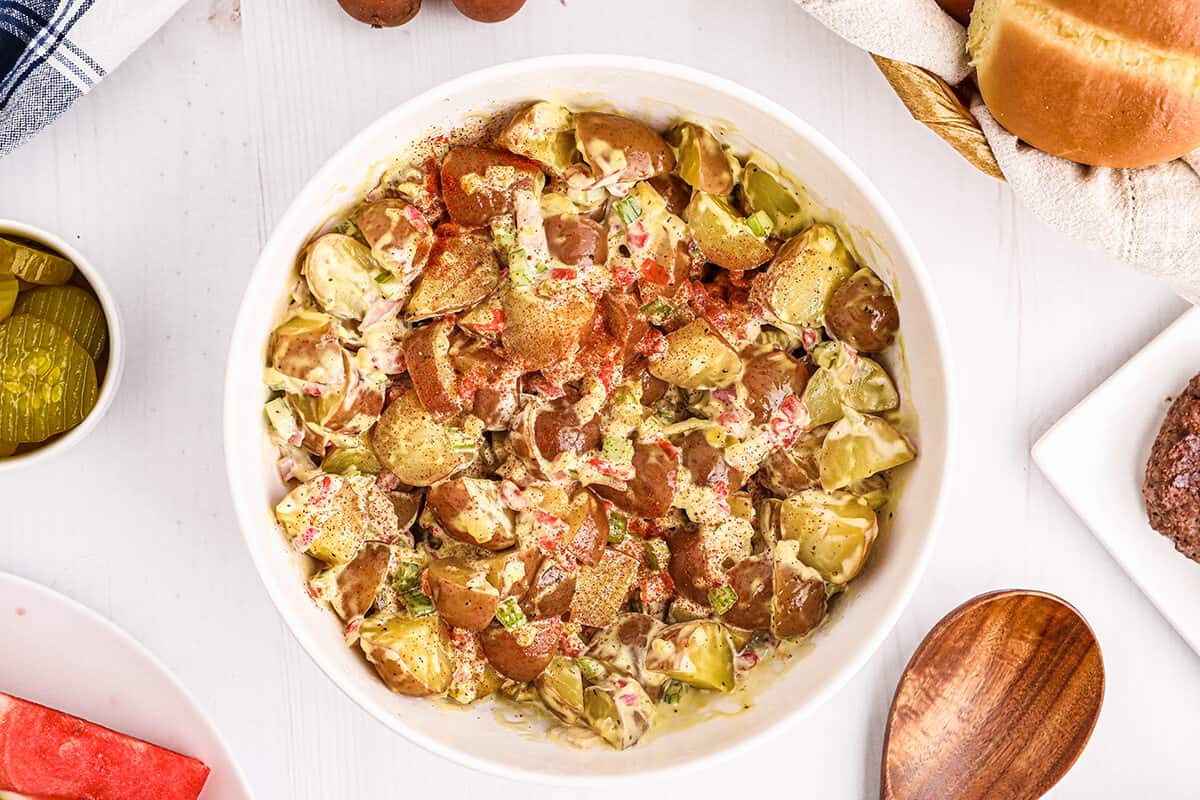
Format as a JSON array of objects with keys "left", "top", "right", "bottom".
[
  {"left": 224, "top": 55, "right": 955, "bottom": 783},
  {"left": 0, "top": 220, "right": 125, "bottom": 472}
]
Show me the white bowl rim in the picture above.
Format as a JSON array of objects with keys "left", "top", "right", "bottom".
[
  {"left": 224, "top": 53, "right": 957, "bottom": 785},
  {"left": 0, "top": 219, "right": 125, "bottom": 473}
]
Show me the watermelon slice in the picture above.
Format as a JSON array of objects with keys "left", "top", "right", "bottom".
[{"left": 0, "top": 693, "right": 210, "bottom": 800}]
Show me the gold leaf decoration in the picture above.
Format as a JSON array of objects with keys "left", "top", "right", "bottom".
[{"left": 872, "top": 54, "right": 1004, "bottom": 181}]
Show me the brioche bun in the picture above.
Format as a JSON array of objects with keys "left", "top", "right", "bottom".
[{"left": 969, "top": 0, "right": 1200, "bottom": 167}]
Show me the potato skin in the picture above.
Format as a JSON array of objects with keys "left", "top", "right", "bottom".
[
  {"left": 480, "top": 618, "right": 562, "bottom": 681},
  {"left": 720, "top": 554, "right": 773, "bottom": 631},
  {"left": 404, "top": 319, "right": 461, "bottom": 422},
  {"left": 592, "top": 441, "right": 679, "bottom": 519},
  {"left": 427, "top": 558, "right": 501, "bottom": 632},
  {"left": 451, "top": 0, "right": 525, "bottom": 22},
  {"left": 338, "top": 0, "right": 421, "bottom": 27},
  {"left": 545, "top": 214, "right": 607, "bottom": 267},
  {"left": 521, "top": 558, "right": 577, "bottom": 619},
  {"left": 331, "top": 541, "right": 392, "bottom": 620},
  {"left": 824, "top": 268, "right": 899, "bottom": 353},
  {"left": 425, "top": 477, "right": 516, "bottom": 551},
  {"left": 771, "top": 560, "right": 827, "bottom": 639},
  {"left": 742, "top": 348, "right": 810, "bottom": 425},
  {"left": 501, "top": 286, "right": 595, "bottom": 371},
  {"left": 667, "top": 527, "right": 714, "bottom": 605},
  {"left": 680, "top": 430, "right": 744, "bottom": 491},
  {"left": 575, "top": 112, "right": 675, "bottom": 182},
  {"left": 440, "top": 146, "right": 544, "bottom": 227}
]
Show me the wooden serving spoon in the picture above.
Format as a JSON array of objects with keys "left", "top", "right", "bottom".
[{"left": 881, "top": 590, "right": 1104, "bottom": 800}]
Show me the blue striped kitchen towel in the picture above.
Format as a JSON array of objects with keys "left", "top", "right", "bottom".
[{"left": 0, "top": 0, "right": 186, "bottom": 158}]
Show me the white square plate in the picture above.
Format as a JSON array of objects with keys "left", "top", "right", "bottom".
[{"left": 1033, "top": 307, "right": 1200, "bottom": 655}]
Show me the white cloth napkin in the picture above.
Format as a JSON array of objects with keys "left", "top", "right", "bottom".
[
  {"left": 796, "top": 0, "right": 1200, "bottom": 301},
  {"left": 0, "top": 0, "right": 188, "bottom": 159}
]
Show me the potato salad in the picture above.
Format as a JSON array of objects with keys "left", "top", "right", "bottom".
[{"left": 263, "top": 101, "right": 916, "bottom": 749}]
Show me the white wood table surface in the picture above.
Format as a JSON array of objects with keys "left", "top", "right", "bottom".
[{"left": 2, "top": 0, "right": 1198, "bottom": 796}]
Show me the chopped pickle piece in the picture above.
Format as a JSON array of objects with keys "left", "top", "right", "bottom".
[
  {"left": 321, "top": 436, "right": 382, "bottom": 475},
  {"left": 740, "top": 156, "right": 817, "bottom": 238},
  {"left": 685, "top": 192, "right": 773, "bottom": 272},
  {"left": 535, "top": 655, "right": 586, "bottom": 724},
  {"left": 752, "top": 223, "right": 856, "bottom": 328},
  {"left": 778, "top": 489, "right": 878, "bottom": 584},
  {"left": 0, "top": 316, "right": 98, "bottom": 443},
  {"left": 645, "top": 620, "right": 736, "bottom": 692},
  {"left": 0, "top": 269, "right": 17, "bottom": 322},
  {"left": 0, "top": 238, "right": 74, "bottom": 285},
  {"left": 14, "top": 285, "right": 108, "bottom": 360},
  {"left": 583, "top": 675, "right": 656, "bottom": 750},
  {"left": 802, "top": 342, "right": 899, "bottom": 427},
  {"left": 819, "top": 409, "right": 915, "bottom": 491}
]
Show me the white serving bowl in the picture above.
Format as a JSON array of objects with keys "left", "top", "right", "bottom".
[
  {"left": 0, "top": 220, "right": 124, "bottom": 472},
  {"left": 225, "top": 55, "right": 954, "bottom": 783}
]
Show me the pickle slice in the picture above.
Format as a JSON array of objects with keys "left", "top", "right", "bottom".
[
  {"left": 0, "top": 238, "right": 75, "bottom": 285},
  {"left": 0, "top": 269, "right": 16, "bottom": 322},
  {"left": 0, "top": 316, "right": 98, "bottom": 442},
  {"left": 14, "top": 285, "right": 108, "bottom": 360}
]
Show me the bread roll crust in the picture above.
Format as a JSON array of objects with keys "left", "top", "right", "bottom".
[
  {"left": 970, "top": 0, "right": 1200, "bottom": 167},
  {"left": 935, "top": 0, "right": 975, "bottom": 25}
]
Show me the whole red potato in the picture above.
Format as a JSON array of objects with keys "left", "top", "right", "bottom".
[
  {"left": 338, "top": 0, "right": 421, "bottom": 27},
  {"left": 452, "top": 0, "right": 526, "bottom": 22}
]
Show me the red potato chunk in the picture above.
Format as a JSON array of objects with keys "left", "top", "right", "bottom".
[
  {"left": 521, "top": 558, "right": 577, "bottom": 619},
  {"left": 742, "top": 348, "right": 810, "bottom": 425},
  {"left": 545, "top": 214, "right": 608, "bottom": 266},
  {"left": 322, "top": 540, "right": 393, "bottom": 621},
  {"left": 354, "top": 199, "right": 434, "bottom": 284},
  {"left": 425, "top": 477, "right": 516, "bottom": 551},
  {"left": 600, "top": 293, "right": 650, "bottom": 368},
  {"left": 270, "top": 311, "right": 346, "bottom": 392},
  {"left": 562, "top": 489, "right": 609, "bottom": 566},
  {"left": 570, "top": 548, "right": 640, "bottom": 628},
  {"left": 480, "top": 618, "right": 562, "bottom": 681},
  {"left": 404, "top": 318, "right": 462, "bottom": 422},
  {"left": 720, "top": 554, "right": 773, "bottom": 631},
  {"left": 592, "top": 441, "right": 679, "bottom": 519},
  {"left": 575, "top": 112, "right": 675, "bottom": 182},
  {"left": 427, "top": 557, "right": 502, "bottom": 632},
  {"left": 680, "top": 430, "right": 744, "bottom": 491},
  {"left": 440, "top": 146, "right": 545, "bottom": 227},
  {"left": 500, "top": 286, "right": 595, "bottom": 372},
  {"left": 405, "top": 227, "right": 501, "bottom": 320}
]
